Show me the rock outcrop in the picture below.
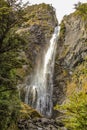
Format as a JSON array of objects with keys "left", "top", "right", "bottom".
[
  {"left": 16, "top": 3, "right": 58, "bottom": 102},
  {"left": 17, "top": 103, "right": 64, "bottom": 130},
  {"left": 53, "top": 3, "right": 87, "bottom": 112},
  {"left": 18, "top": 117, "right": 62, "bottom": 130}
]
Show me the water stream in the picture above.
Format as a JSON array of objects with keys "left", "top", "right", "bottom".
[{"left": 25, "top": 27, "right": 58, "bottom": 117}]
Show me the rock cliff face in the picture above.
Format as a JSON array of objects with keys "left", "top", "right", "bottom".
[
  {"left": 15, "top": 4, "right": 63, "bottom": 130},
  {"left": 53, "top": 7, "right": 87, "bottom": 110},
  {"left": 16, "top": 3, "right": 58, "bottom": 101}
]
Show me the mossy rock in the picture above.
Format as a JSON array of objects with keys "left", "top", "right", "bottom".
[
  {"left": 19, "top": 102, "right": 42, "bottom": 120},
  {"left": 66, "top": 60, "right": 87, "bottom": 96}
]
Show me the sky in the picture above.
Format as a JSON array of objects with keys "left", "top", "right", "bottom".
[{"left": 23, "top": 0, "right": 87, "bottom": 23}]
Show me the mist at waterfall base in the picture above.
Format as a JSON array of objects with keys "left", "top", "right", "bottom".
[{"left": 25, "top": 27, "right": 58, "bottom": 117}]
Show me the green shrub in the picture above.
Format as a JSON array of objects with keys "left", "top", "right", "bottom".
[
  {"left": 75, "top": 3, "right": 87, "bottom": 20},
  {"left": 55, "top": 92, "right": 87, "bottom": 130}
]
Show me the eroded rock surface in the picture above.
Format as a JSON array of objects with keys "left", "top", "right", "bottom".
[{"left": 53, "top": 11, "right": 87, "bottom": 111}]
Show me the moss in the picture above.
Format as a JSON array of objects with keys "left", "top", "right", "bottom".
[
  {"left": 16, "top": 68, "right": 26, "bottom": 79},
  {"left": 19, "top": 102, "right": 42, "bottom": 119},
  {"left": 61, "top": 45, "right": 69, "bottom": 58},
  {"left": 59, "top": 21, "right": 66, "bottom": 42},
  {"left": 74, "top": 3, "right": 87, "bottom": 20},
  {"left": 66, "top": 59, "right": 87, "bottom": 96},
  {"left": 22, "top": 3, "right": 57, "bottom": 35}
]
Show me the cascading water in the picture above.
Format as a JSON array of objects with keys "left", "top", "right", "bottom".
[{"left": 25, "top": 26, "right": 58, "bottom": 117}]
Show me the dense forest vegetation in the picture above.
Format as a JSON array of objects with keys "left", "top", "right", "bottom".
[{"left": 0, "top": 0, "right": 27, "bottom": 129}]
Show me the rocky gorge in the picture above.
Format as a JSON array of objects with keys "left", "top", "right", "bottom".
[{"left": 0, "top": 1, "right": 87, "bottom": 130}]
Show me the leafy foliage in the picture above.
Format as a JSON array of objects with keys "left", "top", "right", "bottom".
[
  {"left": 0, "top": 0, "right": 27, "bottom": 89},
  {"left": 0, "top": 91, "right": 21, "bottom": 130},
  {"left": 55, "top": 92, "right": 87, "bottom": 130},
  {"left": 0, "top": 0, "right": 11, "bottom": 41},
  {"left": 0, "top": 0, "right": 28, "bottom": 129},
  {"left": 75, "top": 3, "right": 87, "bottom": 20}
]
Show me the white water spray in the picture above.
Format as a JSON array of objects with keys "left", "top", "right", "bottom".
[{"left": 25, "top": 27, "right": 58, "bottom": 117}]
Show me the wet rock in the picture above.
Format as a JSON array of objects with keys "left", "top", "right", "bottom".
[{"left": 18, "top": 116, "right": 61, "bottom": 130}]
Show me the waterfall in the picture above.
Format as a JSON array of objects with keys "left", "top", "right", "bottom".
[{"left": 25, "top": 26, "right": 58, "bottom": 117}]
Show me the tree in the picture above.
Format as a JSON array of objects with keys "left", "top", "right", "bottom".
[
  {"left": 0, "top": 0, "right": 26, "bottom": 91},
  {"left": 0, "top": 1, "right": 29, "bottom": 129},
  {"left": 6, "top": 0, "right": 22, "bottom": 8},
  {"left": 55, "top": 92, "right": 87, "bottom": 130},
  {"left": 74, "top": 3, "right": 87, "bottom": 20}
]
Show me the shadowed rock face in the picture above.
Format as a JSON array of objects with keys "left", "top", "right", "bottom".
[{"left": 53, "top": 12, "right": 87, "bottom": 112}]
